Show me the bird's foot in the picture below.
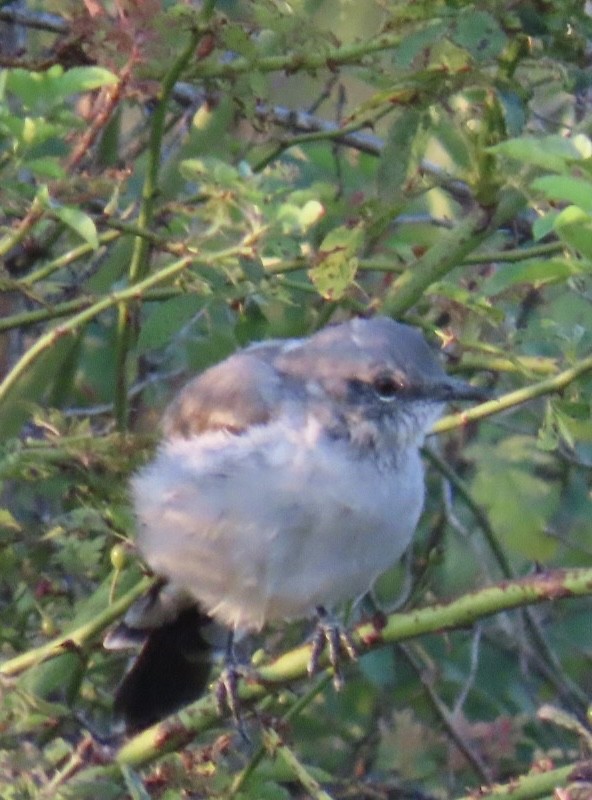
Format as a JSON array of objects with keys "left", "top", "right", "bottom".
[
  {"left": 215, "top": 663, "right": 240, "bottom": 720},
  {"left": 215, "top": 633, "right": 254, "bottom": 741},
  {"left": 308, "top": 606, "right": 357, "bottom": 690}
]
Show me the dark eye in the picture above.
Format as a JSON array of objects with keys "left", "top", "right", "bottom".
[{"left": 372, "top": 373, "right": 401, "bottom": 401}]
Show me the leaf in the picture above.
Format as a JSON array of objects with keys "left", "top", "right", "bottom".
[
  {"left": 377, "top": 109, "right": 423, "bottom": 203},
  {"left": 552, "top": 208, "right": 592, "bottom": 259},
  {"left": 532, "top": 175, "right": 592, "bottom": 213},
  {"left": 481, "top": 258, "right": 582, "bottom": 295},
  {"left": 0, "top": 509, "right": 21, "bottom": 533},
  {"left": 308, "top": 224, "right": 364, "bottom": 300},
  {"left": 23, "top": 157, "right": 65, "bottom": 179},
  {"left": 137, "top": 295, "right": 207, "bottom": 353},
  {"left": 53, "top": 66, "right": 118, "bottom": 96},
  {"left": 54, "top": 205, "right": 99, "bottom": 249},
  {"left": 468, "top": 436, "right": 560, "bottom": 561},
  {"left": 489, "top": 135, "right": 592, "bottom": 173},
  {"left": 5, "top": 65, "right": 117, "bottom": 108},
  {"left": 452, "top": 10, "right": 508, "bottom": 60}
]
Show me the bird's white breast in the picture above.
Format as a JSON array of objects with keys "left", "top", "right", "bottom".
[{"left": 133, "top": 416, "right": 425, "bottom": 631}]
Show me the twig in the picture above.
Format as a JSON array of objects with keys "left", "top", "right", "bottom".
[
  {"left": 399, "top": 640, "right": 492, "bottom": 784},
  {"left": 262, "top": 727, "right": 335, "bottom": 800},
  {"left": 0, "top": 576, "right": 154, "bottom": 677},
  {"left": 0, "top": 7, "right": 67, "bottom": 33},
  {"left": 452, "top": 759, "right": 592, "bottom": 800},
  {"left": 114, "top": 25, "right": 204, "bottom": 431},
  {"left": 0, "top": 255, "right": 192, "bottom": 405},
  {"left": 425, "top": 446, "right": 589, "bottom": 713},
  {"left": 432, "top": 353, "right": 592, "bottom": 434},
  {"left": 56, "top": 567, "right": 592, "bottom": 784}
]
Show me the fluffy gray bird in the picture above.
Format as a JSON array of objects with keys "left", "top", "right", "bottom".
[{"left": 111, "top": 316, "right": 485, "bottom": 727}]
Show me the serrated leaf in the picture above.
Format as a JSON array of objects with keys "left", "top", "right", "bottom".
[
  {"left": 309, "top": 224, "right": 364, "bottom": 300},
  {"left": 309, "top": 254, "right": 358, "bottom": 300}
]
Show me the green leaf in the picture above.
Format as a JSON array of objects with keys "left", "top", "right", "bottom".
[
  {"left": 0, "top": 509, "right": 21, "bottom": 533},
  {"left": 308, "top": 224, "right": 364, "bottom": 300},
  {"left": 137, "top": 295, "right": 207, "bottom": 353},
  {"left": 5, "top": 65, "right": 117, "bottom": 108},
  {"left": 54, "top": 205, "right": 99, "bottom": 249},
  {"left": 532, "top": 175, "right": 592, "bottom": 213},
  {"left": 377, "top": 109, "right": 423, "bottom": 203},
  {"left": 24, "top": 157, "right": 66, "bottom": 179},
  {"left": 452, "top": 10, "right": 508, "bottom": 60},
  {"left": 53, "top": 66, "right": 118, "bottom": 97},
  {"left": 277, "top": 199, "right": 325, "bottom": 234},
  {"left": 551, "top": 208, "right": 592, "bottom": 259},
  {"left": 489, "top": 134, "right": 592, "bottom": 172},
  {"left": 468, "top": 436, "right": 560, "bottom": 561},
  {"left": 180, "top": 157, "right": 240, "bottom": 187},
  {"left": 481, "top": 258, "right": 583, "bottom": 295}
]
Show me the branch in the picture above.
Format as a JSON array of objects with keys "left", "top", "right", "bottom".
[
  {"left": 114, "top": 25, "right": 204, "bottom": 430},
  {"left": 0, "top": 7, "right": 68, "bottom": 33},
  {"left": 433, "top": 352, "right": 592, "bottom": 434},
  {"left": 0, "top": 255, "right": 196, "bottom": 406},
  {"left": 58, "top": 568, "right": 592, "bottom": 783},
  {"left": 382, "top": 189, "right": 527, "bottom": 318},
  {"left": 0, "top": 576, "right": 154, "bottom": 678},
  {"left": 453, "top": 760, "right": 592, "bottom": 800}
]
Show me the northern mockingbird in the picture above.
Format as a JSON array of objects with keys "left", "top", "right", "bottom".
[{"left": 109, "top": 316, "right": 485, "bottom": 728}]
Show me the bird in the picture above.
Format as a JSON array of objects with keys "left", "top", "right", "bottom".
[{"left": 108, "top": 316, "right": 486, "bottom": 729}]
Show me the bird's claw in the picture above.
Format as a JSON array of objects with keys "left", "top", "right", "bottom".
[
  {"left": 308, "top": 609, "right": 357, "bottom": 690},
  {"left": 215, "top": 665, "right": 250, "bottom": 742}
]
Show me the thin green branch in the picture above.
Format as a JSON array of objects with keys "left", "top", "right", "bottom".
[
  {"left": 191, "top": 31, "right": 405, "bottom": 81},
  {"left": 262, "top": 728, "right": 335, "bottom": 800},
  {"left": 0, "top": 288, "right": 187, "bottom": 333},
  {"left": 19, "top": 230, "right": 121, "bottom": 287},
  {"left": 115, "top": 25, "right": 202, "bottom": 430},
  {"left": 462, "top": 240, "right": 564, "bottom": 265},
  {"left": 0, "top": 576, "right": 154, "bottom": 678},
  {"left": 453, "top": 760, "right": 591, "bottom": 800},
  {"left": 382, "top": 190, "right": 527, "bottom": 317},
  {"left": 433, "top": 352, "right": 592, "bottom": 434},
  {"left": 59, "top": 567, "right": 592, "bottom": 785},
  {"left": 0, "top": 256, "right": 193, "bottom": 406},
  {"left": 228, "top": 677, "right": 332, "bottom": 797}
]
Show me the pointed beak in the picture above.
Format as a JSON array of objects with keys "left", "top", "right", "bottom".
[{"left": 430, "top": 377, "right": 491, "bottom": 403}]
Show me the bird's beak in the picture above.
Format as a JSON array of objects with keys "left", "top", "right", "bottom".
[{"left": 430, "top": 377, "right": 491, "bottom": 403}]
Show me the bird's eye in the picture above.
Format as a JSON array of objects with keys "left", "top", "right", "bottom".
[{"left": 372, "top": 373, "right": 401, "bottom": 401}]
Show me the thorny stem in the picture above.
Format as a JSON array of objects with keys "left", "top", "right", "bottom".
[
  {"left": 56, "top": 567, "right": 592, "bottom": 784},
  {"left": 0, "top": 256, "right": 194, "bottom": 407},
  {"left": 0, "top": 576, "right": 154, "bottom": 678},
  {"left": 114, "top": 26, "right": 203, "bottom": 431}
]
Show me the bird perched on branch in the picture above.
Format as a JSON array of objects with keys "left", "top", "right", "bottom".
[{"left": 107, "top": 316, "right": 485, "bottom": 730}]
